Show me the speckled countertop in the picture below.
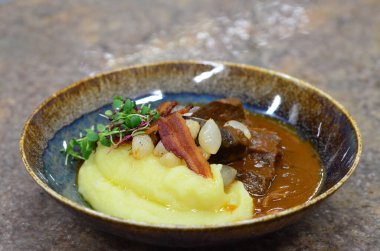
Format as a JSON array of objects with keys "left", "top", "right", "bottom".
[{"left": 0, "top": 0, "right": 379, "bottom": 250}]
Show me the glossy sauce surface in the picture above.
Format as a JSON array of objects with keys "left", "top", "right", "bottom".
[{"left": 241, "top": 113, "right": 322, "bottom": 217}]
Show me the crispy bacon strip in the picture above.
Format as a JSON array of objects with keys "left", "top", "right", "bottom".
[
  {"left": 158, "top": 112, "right": 212, "bottom": 178},
  {"left": 157, "top": 101, "right": 178, "bottom": 117},
  {"left": 176, "top": 105, "right": 193, "bottom": 115},
  {"left": 145, "top": 106, "right": 192, "bottom": 135},
  {"left": 144, "top": 101, "right": 177, "bottom": 135},
  {"left": 145, "top": 124, "right": 158, "bottom": 135}
]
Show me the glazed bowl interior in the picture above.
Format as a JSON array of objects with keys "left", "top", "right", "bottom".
[{"left": 20, "top": 61, "right": 361, "bottom": 246}]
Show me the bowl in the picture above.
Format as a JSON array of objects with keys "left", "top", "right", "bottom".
[{"left": 20, "top": 61, "right": 361, "bottom": 247}]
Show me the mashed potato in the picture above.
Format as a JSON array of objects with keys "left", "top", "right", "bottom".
[{"left": 78, "top": 144, "right": 253, "bottom": 225}]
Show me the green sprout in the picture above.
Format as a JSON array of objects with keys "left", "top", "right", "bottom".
[{"left": 62, "top": 96, "right": 160, "bottom": 164}]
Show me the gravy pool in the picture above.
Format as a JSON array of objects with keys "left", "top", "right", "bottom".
[{"left": 237, "top": 113, "right": 322, "bottom": 217}]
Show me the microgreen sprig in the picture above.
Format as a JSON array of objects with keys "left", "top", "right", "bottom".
[{"left": 62, "top": 96, "right": 160, "bottom": 163}]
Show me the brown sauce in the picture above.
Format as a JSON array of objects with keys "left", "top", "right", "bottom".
[{"left": 239, "top": 113, "right": 322, "bottom": 217}]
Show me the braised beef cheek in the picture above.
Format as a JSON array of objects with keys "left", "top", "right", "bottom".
[
  {"left": 230, "top": 129, "right": 282, "bottom": 196},
  {"left": 192, "top": 98, "right": 246, "bottom": 124},
  {"left": 193, "top": 98, "right": 249, "bottom": 164},
  {"left": 209, "top": 126, "right": 250, "bottom": 164},
  {"left": 193, "top": 98, "right": 283, "bottom": 196},
  {"left": 190, "top": 98, "right": 322, "bottom": 216}
]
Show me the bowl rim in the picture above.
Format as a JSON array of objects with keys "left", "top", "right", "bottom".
[{"left": 19, "top": 60, "right": 362, "bottom": 230}]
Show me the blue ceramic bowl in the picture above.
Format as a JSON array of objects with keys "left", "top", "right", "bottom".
[{"left": 20, "top": 61, "right": 361, "bottom": 246}]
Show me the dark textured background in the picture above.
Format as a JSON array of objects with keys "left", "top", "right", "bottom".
[{"left": 1, "top": 0, "right": 379, "bottom": 250}]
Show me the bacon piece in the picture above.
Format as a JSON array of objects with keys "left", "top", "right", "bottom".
[
  {"left": 144, "top": 101, "right": 178, "bottom": 135},
  {"left": 145, "top": 124, "right": 158, "bottom": 135},
  {"left": 175, "top": 105, "right": 193, "bottom": 115},
  {"left": 157, "top": 101, "right": 178, "bottom": 117},
  {"left": 145, "top": 106, "right": 192, "bottom": 135},
  {"left": 158, "top": 112, "right": 212, "bottom": 178}
]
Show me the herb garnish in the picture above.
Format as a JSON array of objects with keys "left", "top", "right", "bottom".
[{"left": 62, "top": 96, "right": 160, "bottom": 164}]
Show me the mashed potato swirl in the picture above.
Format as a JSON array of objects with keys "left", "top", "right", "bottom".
[{"left": 78, "top": 144, "right": 253, "bottom": 225}]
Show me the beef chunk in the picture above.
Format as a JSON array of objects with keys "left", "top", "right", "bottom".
[
  {"left": 209, "top": 126, "right": 250, "bottom": 164},
  {"left": 249, "top": 128, "right": 282, "bottom": 161},
  {"left": 190, "top": 117, "right": 250, "bottom": 164},
  {"left": 192, "top": 99, "right": 284, "bottom": 196},
  {"left": 231, "top": 154, "right": 276, "bottom": 196},
  {"left": 192, "top": 98, "right": 246, "bottom": 125},
  {"left": 230, "top": 128, "right": 282, "bottom": 196}
]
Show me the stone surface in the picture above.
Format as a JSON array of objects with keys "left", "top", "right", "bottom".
[{"left": 0, "top": 0, "right": 379, "bottom": 250}]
